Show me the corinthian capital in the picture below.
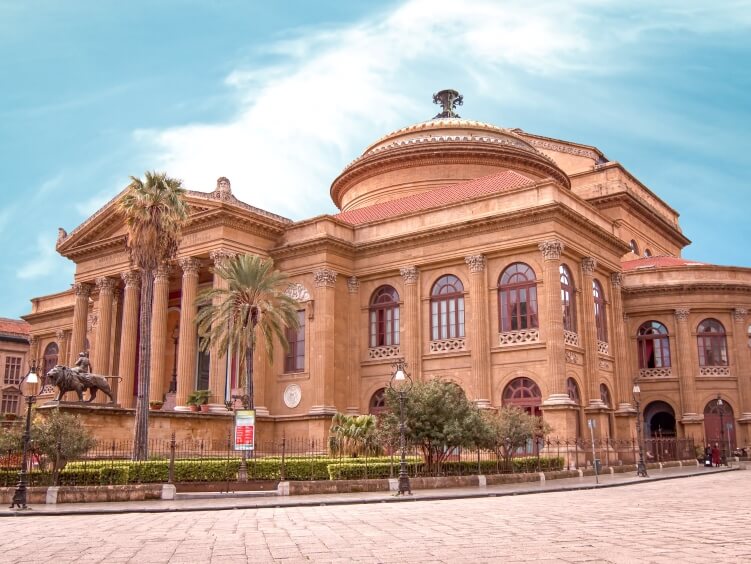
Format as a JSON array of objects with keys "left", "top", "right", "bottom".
[
  {"left": 178, "top": 257, "right": 201, "bottom": 275},
  {"left": 581, "top": 257, "right": 597, "bottom": 276},
  {"left": 313, "top": 268, "right": 337, "bottom": 288},
  {"left": 674, "top": 308, "right": 690, "bottom": 322},
  {"left": 465, "top": 255, "right": 486, "bottom": 273},
  {"left": 399, "top": 266, "right": 419, "bottom": 285},
  {"left": 209, "top": 248, "right": 237, "bottom": 266},
  {"left": 154, "top": 263, "right": 172, "bottom": 282},
  {"left": 610, "top": 272, "right": 624, "bottom": 287},
  {"left": 121, "top": 270, "right": 140, "bottom": 288},
  {"left": 538, "top": 240, "right": 564, "bottom": 261},
  {"left": 74, "top": 282, "right": 93, "bottom": 297},
  {"left": 347, "top": 276, "right": 360, "bottom": 294},
  {"left": 96, "top": 277, "right": 116, "bottom": 294},
  {"left": 733, "top": 308, "right": 748, "bottom": 322}
]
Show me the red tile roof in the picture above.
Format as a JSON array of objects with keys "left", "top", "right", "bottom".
[
  {"left": 334, "top": 170, "right": 535, "bottom": 225},
  {"left": 622, "top": 256, "right": 707, "bottom": 271},
  {"left": 0, "top": 318, "right": 30, "bottom": 337}
]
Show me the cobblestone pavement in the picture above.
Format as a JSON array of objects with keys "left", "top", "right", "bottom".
[{"left": 1, "top": 470, "right": 749, "bottom": 563}]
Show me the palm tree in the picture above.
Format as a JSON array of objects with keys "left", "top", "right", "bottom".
[
  {"left": 195, "top": 254, "right": 300, "bottom": 411},
  {"left": 118, "top": 171, "right": 188, "bottom": 460}
]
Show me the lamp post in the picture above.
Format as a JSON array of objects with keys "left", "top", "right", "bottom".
[
  {"left": 632, "top": 381, "right": 648, "bottom": 477},
  {"left": 716, "top": 395, "right": 726, "bottom": 464},
  {"left": 389, "top": 359, "right": 413, "bottom": 496},
  {"left": 9, "top": 361, "right": 40, "bottom": 510},
  {"left": 168, "top": 325, "right": 179, "bottom": 393}
]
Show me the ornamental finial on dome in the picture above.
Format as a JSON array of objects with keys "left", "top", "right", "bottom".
[{"left": 432, "top": 89, "right": 463, "bottom": 119}]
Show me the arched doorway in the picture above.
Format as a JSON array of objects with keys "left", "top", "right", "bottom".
[
  {"left": 643, "top": 401, "right": 676, "bottom": 438},
  {"left": 704, "top": 398, "right": 735, "bottom": 451},
  {"left": 502, "top": 377, "right": 542, "bottom": 417}
]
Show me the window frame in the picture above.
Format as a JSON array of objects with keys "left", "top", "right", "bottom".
[
  {"left": 593, "top": 278, "right": 608, "bottom": 343},
  {"left": 430, "top": 274, "right": 465, "bottom": 340},
  {"left": 696, "top": 318, "right": 728, "bottom": 367},
  {"left": 369, "top": 286, "right": 400, "bottom": 348},
  {"left": 637, "top": 321, "right": 672, "bottom": 368},
  {"left": 284, "top": 309, "right": 306, "bottom": 373},
  {"left": 498, "top": 263, "right": 539, "bottom": 332},
  {"left": 3, "top": 356, "right": 22, "bottom": 385},
  {"left": 560, "top": 264, "right": 577, "bottom": 332}
]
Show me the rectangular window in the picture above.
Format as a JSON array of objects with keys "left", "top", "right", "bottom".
[
  {"left": 4, "top": 357, "right": 22, "bottom": 385},
  {"left": 285, "top": 310, "right": 305, "bottom": 373},
  {"left": 1, "top": 392, "right": 19, "bottom": 414}
]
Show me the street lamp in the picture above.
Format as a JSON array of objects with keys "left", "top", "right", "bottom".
[
  {"left": 168, "top": 324, "right": 180, "bottom": 393},
  {"left": 389, "top": 359, "right": 413, "bottom": 496},
  {"left": 632, "top": 381, "right": 648, "bottom": 477},
  {"left": 9, "top": 361, "right": 40, "bottom": 510},
  {"left": 716, "top": 395, "right": 726, "bottom": 464}
]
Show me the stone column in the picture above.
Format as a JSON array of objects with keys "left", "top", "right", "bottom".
[
  {"left": 674, "top": 308, "right": 702, "bottom": 437},
  {"left": 732, "top": 308, "right": 751, "bottom": 444},
  {"left": 465, "top": 255, "right": 491, "bottom": 408},
  {"left": 93, "top": 277, "right": 116, "bottom": 376},
  {"left": 69, "top": 282, "right": 93, "bottom": 365},
  {"left": 117, "top": 271, "right": 140, "bottom": 408},
  {"left": 538, "top": 241, "right": 569, "bottom": 404},
  {"left": 55, "top": 330, "right": 70, "bottom": 371},
  {"left": 310, "top": 268, "right": 337, "bottom": 415},
  {"left": 399, "top": 266, "right": 421, "bottom": 380},
  {"left": 208, "top": 249, "right": 235, "bottom": 405},
  {"left": 176, "top": 257, "right": 200, "bottom": 406},
  {"left": 346, "top": 276, "right": 361, "bottom": 414},
  {"left": 579, "top": 258, "right": 604, "bottom": 407},
  {"left": 148, "top": 263, "right": 171, "bottom": 404},
  {"left": 611, "top": 274, "right": 636, "bottom": 440}
]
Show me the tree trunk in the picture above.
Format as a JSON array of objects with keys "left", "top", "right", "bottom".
[{"left": 133, "top": 268, "right": 154, "bottom": 461}]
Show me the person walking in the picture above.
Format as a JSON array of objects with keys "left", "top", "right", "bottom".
[{"left": 711, "top": 443, "right": 721, "bottom": 467}]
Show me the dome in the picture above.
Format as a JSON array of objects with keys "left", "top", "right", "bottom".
[{"left": 330, "top": 91, "right": 570, "bottom": 211}]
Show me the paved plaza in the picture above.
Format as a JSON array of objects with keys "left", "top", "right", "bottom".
[{"left": 1, "top": 470, "right": 749, "bottom": 563}]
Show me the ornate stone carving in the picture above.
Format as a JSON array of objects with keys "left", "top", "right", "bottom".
[
  {"left": 56, "top": 227, "right": 67, "bottom": 246},
  {"left": 597, "top": 341, "right": 609, "bottom": 355},
  {"left": 211, "top": 177, "right": 234, "bottom": 202},
  {"left": 610, "top": 272, "right": 624, "bottom": 287},
  {"left": 498, "top": 329, "right": 539, "bottom": 347},
  {"left": 674, "top": 308, "right": 690, "bottom": 322},
  {"left": 313, "top": 268, "right": 337, "bottom": 288},
  {"left": 465, "top": 254, "right": 486, "bottom": 273},
  {"left": 598, "top": 359, "right": 613, "bottom": 371},
  {"left": 120, "top": 271, "right": 139, "bottom": 288},
  {"left": 95, "top": 277, "right": 116, "bottom": 294},
  {"left": 178, "top": 257, "right": 201, "bottom": 275},
  {"left": 28, "top": 336, "right": 37, "bottom": 348},
  {"left": 347, "top": 276, "right": 360, "bottom": 294},
  {"left": 565, "top": 350, "right": 582, "bottom": 365},
  {"left": 154, "top": 263, "right": 172, "bottom": 282},
  {"left": 209, "top": 248, "right": 236, "bottom": 265},
  {"left": 581, "top": 257, "right": 597, "bottom": 276},
  {"left": 733, "top": 308, "right": 748, "bottom": 322},
  {"left": 283, "top": 384, "right": 302, "bottom": 408},
  {"left": 56, "top": 329, "right": 65, "bottom": 341},
  {"left": 639, "top": 367, "right": 672, "bottom": 379},
  {"left": 699, "top": 366, "right": 731, "bottom": 377},
  {"left": 525, "top": 138, "right": 601, "bottom": 161},
  {"left": 74, "top": 282, "right": 93, "bottom": 297},
  {"left": 538, "top": 240, "right": 564, "bottom": 261},
  {"left": 285, "top": 283, "right": 311, "bottom": 302},
  {"left": 87, "top": 313, "right": 97, "bottom": 333},
  {"left": 563, "top": 330, "right": 580, "bottom": 347},
  {"left": 433, "top": 89, "right": 463, "bottom": 119},
  {"left": 367, "top": 345, "right": 400, "bottom": 360},
  {"left": 399, "top": 266, "right": 419, "bottom": 284},
  {"left": 429, "top": 338, "right": 466, "bottom": 353}
]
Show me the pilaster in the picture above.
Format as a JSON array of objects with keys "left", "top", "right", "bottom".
[
  {"left": 69, "top": 282, "right": 93, "bottom": 366},
  {"left": 580, "top": 257, "right": 605, "bottom": 410},
  {"left": 309, "top": 268, "right": 337, "bottom": 415},
  {"left": 346, "top": 276, "right": 361, "bottom": 414},
  {"left": 674, "top": 308, "right": 700, "bottom": 420},
  {"left": 732, "top": 308, "right": 751, "bottom": 444},
  {"left": 465, "top": 254, "right": 491, "bottom": 408},
  {"left": 399, "top": 266, "right": 421, "bottom": 380}
]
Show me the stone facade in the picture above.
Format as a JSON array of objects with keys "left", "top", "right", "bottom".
[{"left": 22, "top": 97, "right": 751, "bottom": 449}]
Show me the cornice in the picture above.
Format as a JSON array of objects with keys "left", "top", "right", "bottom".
[
  {"left": 22, "top": 306, "right": 75, "bottom": 324},
  {"left": 331, "top": 141, "right": 570, "bottom": 209},
  {"left": 182, "top": 209, "right": 287, "bottom": 240},
  {"left": 624, "top": 282, "right": 751, "bottom": 297},
  {"left": 271, "top": 235, "right": 356, "bottom": 262},
  {"left": 60, "top": 234, "right": 128, "bottom": 261}
]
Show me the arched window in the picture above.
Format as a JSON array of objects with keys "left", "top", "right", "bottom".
[
  {"left": 637, "top": 321, "right": 671, "bottom": 368},
  {"left": 369, "top": 286, "right": 400, "bottom": 348},
  {"left": 629, "top": 240, "right": 639, "bottom": 255},
  {"left": 600, "top": 383, "right": 612, "bottom": 409},
  {"left": 593, "top": 279, "right": 607, "bottom": 342},
  {"left": 697, "top": 319, "right": 728, "bottom": 367},
  {"left": 498, "top": 263, "right": 538, "bottom": 332},
  {"left": 567, "top": 377, "right": 581, "bottom": 405},
  {"left": 560, "top": 264, "right": 576, "bottom": 332},
  {"left": 643, "top": 249, "right": 652, "bottom": 258},
  {"left": 430, "top": 274, "right": 465, "bottom": 340},
  {"left": 43, "top": 342, "right": 59, "bottom": 374},
  {"left": 369, "top": 388, "right": 387, "bottom": 416},
  {"left": 502, "top": 377, "right": 542, "bottom": 417}
]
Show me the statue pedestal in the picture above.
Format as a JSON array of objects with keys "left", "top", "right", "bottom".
[{"left": 163, "top": 392, "right": 177, "bottom": 412}]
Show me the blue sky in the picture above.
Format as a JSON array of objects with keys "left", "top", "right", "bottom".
[{"left": 1, "top": 0, "right": 749, "bottom": 318}]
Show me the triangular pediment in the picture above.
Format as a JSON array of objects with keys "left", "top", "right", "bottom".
[{"left": 57, "top": 186, "right": 291, "bottom": 261}]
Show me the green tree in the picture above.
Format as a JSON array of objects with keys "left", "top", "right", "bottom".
[
  {"left": 195, "top": 254, "right": 299, "bottom": 410},
  {"left": 329, "top": 413, "right": 380, "bottom": 457},
  {"left": 32, "top": 410, "right": 96, "bottom": 484},
  {"left": 481, "top": 406, "right": 551, "bottom": 467},
  {"left": 118, "top": 171, "right": 188, "bottom": 460},
  {"left": 380, "top": 379, "right": 488, "bottom": 471}
]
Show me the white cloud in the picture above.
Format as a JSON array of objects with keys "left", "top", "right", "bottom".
[
  {"left": 17, "top": 232, "right": 74, "bottom": 281},
  {"left": 138, "top": 0, "right": 751, "bottom": 220}
]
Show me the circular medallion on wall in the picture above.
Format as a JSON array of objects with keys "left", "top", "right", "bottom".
[{"left": 283, "top": 383, "right": 302, "bottom": 408}]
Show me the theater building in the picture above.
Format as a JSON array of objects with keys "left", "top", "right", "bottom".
[{"left": 22, "top": 92, "right": 751, "bottom": 449}]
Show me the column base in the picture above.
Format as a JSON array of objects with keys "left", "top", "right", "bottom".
[
  {"left": 543, "top": 394, "right": 576, "bottom": 407},
  {"left": 681, "top": 413, "right": 704, "bottom": 423},
  {"left": 308, "top": 405, "right": 338, "bottom": 416},
  {"left": 615, "top": 403, "right": 637, "bottom": 415},
  {"left": 474, "top": 399, "right": 492, "bottom": 409},
  {"left": 584, "top": 400, "right": 609, "bottom": 413},
  {"left": 345, "top": 407, "right": 360, "bottom": 415},
  {"left": 254, "top": 406, "right": 270, "bottom": 417},
  {"left": 738, "top": 412, "right": 751, "bottom": 422}
]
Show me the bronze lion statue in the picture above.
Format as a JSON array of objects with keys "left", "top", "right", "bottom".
[{"left": 46, "top": 365, "right": 115, "bottom": 403}]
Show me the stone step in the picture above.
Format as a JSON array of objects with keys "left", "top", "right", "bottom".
[{"left": 175, "top": 490, "right": 277, "bottom": 500}]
